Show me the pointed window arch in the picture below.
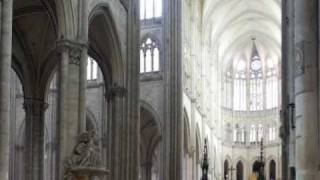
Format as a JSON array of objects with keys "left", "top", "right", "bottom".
[
  {"left": 224, "top": 160, "right": 229, "bottom": 180},
  {"left": 269, "top": 160, "right": 276, "bottom": 180},
  {"left": 140, "top": 37, "right": 161, "bottom": 73},
  {"left": 87, "top": 57, "right": 98, "bottom": 80},
  {"left": 236, "top": 161, "right": 244, "bottom": 180},
  {"left": 223, "top": 39, "right": 280, "bottom": 111}
]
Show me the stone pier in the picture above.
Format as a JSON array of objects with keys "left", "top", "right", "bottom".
[
  {"left": 0, "top": 0, "right": 13, "bottom": 180},
  {"left": 294, "top": 0, "right": 319, "bottom": 179}
]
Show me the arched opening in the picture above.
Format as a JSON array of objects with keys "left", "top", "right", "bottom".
[
  {"left": 224, "top": 160, "right": 229, "bottom": 180},
  {"left": 236, "top": 161, "right": 244, "bottom": 180},
  {"left": 87, "top": 5, "right": 125, "bottom": 177},
  {"left": 139, "top": 106, "right": 161, "bottom": 180},
  {"left": 251, "top": 160, "right": 260, "bottom": 179},
  {"left": 9, "top": 69, "right": 26, "bottom": 180},
  {"left": 140, "top": 37, "right": 161, "bottom": 73},
  {"left": 195, "top": 128, "right": 201, "bottom": 180},
  {"left": 269, "top": 160, "right": 276, "bottom": 180},
  {"left": 182, "top": 110, "right": 192, "bottom": 180},
  {"left": 252, "top": 160, "right": 260, "bottom": 172},
  {"left": 43, "top": 56, "right": 107, "bottom": 179}
]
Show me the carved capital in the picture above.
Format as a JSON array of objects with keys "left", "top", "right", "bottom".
[
  {"left": 57, "top": 39, "right": 88, "bottom": 66},
  {"left": 105, "top": 84, "right": 127, "bottom": 102},
  {"left": 23, "top": 98, "right": 48, "bottom": 117}
]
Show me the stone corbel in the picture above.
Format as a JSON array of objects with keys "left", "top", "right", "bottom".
[
  {"left": 56, "top": 39, "right": 88, "bottom": 66},
  {"left": 105, "top": 84, "right": 127, "bottom": 102}
]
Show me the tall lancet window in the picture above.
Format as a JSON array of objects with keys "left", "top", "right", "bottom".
[
  {"left": 223, "top": 70, "right": 232, "bottom": 108},
  {"left": 140, "top": 0, "right": 162, "bottom": 20},
  {"left": 266, "top": 57, "right": 278, "bottom": 109},
  {"left": 223, "top": 38, "right": 280, "bottom": 111},
  {"left": 87, "top": 57, "right": 98, "bottom": 80},
  {"left": 249, "top": 39, "right": 263, "bottom": 111},
  {"left": 140, "top": 38, "right": 160, "bottom": 73},
  {"left": 233, "top": 58, "right": 247, "bottom": 111}
]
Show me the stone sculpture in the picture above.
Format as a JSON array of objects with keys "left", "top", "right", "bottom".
[{"left": 66, "top": 130, "right": 102, "bottom": 168}]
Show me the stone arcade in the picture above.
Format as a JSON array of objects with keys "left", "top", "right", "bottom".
[{"left": 0, "top": 0, "right": 319, "bottom": 180}]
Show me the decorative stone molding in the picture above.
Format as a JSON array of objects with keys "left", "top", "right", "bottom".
[
  {"left": 140, "top": 72, "right": 163, "bottom": 82},
  {"left": 56, "top": 39, "right": 88, "bottom": 66},
  {"left": 105, "top": 84, "right": 127, "bottom": 102}
]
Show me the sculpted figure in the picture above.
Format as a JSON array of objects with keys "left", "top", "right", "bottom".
[{"left": 66, "top": 130, "right": 101, "bottom": 168}]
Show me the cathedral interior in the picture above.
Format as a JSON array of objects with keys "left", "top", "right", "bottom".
[{"left": 0, "top": 0, "right": 319, "bottom": 180}]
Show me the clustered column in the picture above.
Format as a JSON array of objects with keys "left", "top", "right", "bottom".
[
  {"left": 56, "top": 40, "right": 88, "bottom": 179},
  {"left": 23, "top": 98, "right": 48, "bottom": 180},
  {"left": 0, "top": 0, "right": 13, "bottom": 180},
  {"left": 294, "top": 0, "right": 318, "bottom": 179},
  {"left": 106, "top": 84, "right": 126, "bottom": 180}
]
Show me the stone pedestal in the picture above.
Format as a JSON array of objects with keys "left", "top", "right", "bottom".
[{"left": 64, "top": 167, "right": 109, "bottom": 180}]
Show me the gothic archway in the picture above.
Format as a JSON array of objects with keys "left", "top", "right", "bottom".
[
  {"left": 269, "top": 160, "right": 276, "bottom": 180},
  {"left": 224, "top": 159, "right": 229, "bottom": 180},
  {"left": 140, "top": 105, "right": 161, "bottom": 180},
  {"left": 236, "top": 161, "right": 244, "bottom": 180},
  {"left": 252, "top": 160, "right": 260, "bottom": 173}
]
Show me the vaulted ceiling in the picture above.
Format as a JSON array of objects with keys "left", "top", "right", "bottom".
[
  {"left": 12, "top": 0, "right": 58, "bottom": 97},
  {"left": 203, "top": 0, "right": 281, "bottom": 67}
]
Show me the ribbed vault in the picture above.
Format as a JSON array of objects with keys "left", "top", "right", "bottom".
[{"left": 203, "top": 0, "right": 281, "bottom": 68}]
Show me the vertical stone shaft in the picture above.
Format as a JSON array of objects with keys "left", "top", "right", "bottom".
[
  {"left": 281, "top": 0, "right": 295, "bottom": 179},
  {"left": 78, "top": 0, "right": 88, "bottom": 133},
  {"left": 57, "top": 47, "right": 69, "bottom": 180},
  {"left": 163, "top": 0, "right": 183, "bottom": 179},
  {"left": 0, "top": 0, "right": 13, "bottom": 180},
  {"left": 294, "top": 0, "right": 319, "bottom": 179},
  {"left": 57, "top": 41, "right": 86, "bottom": 179},
  {"left": 24, "top": 99, "right": 48, "bottom": 180}
]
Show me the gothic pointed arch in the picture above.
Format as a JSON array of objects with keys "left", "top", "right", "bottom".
[
  {"left": 88, "top": 4, "right": 125, "bottom": 88},
  {"left": 183, "top": 108, "right": 191, "bottom": 154},
  {"left": 140, "top": 35, "right": 161, "bottom": 73},
  {"left": 236, "top": 161, "right": 244, "bottom": 180},
  {"left": 269, "top": 159, "right": 276, "bottom": 180},
  {"left": 139, "top": 102, "right": 162, "bottom": 180}
]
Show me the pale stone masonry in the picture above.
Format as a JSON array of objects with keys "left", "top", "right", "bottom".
[{"left": 1, "top": 0, "right": 320, "bottom": 180}]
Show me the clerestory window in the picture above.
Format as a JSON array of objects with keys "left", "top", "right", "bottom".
[
  {"left": 140, "top": 0, "right": 162, "bottom": 20},
  {"left": 140, "top": 38, "right": 160, "bottom": 73},
  {"left": 223, "top": 39, "right": 279, "bottom": 111},
  {"left": 87, "top": 57, "right": 98, "bottom": 80}
]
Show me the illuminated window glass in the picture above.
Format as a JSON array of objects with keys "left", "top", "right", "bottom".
[
  {"left": 87, "top": 57, "right": 98, "bottom": 80},
  {"left": 140, "top": 38, "right": 160, "bottom": 73},
  {"left": 223, "top": 39, "right": 279, "bottom": 111},
  {"left": 140, "top": 0, "right": 162, "bottom": 20}
]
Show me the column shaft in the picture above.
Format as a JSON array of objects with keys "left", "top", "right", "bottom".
[
  {"left": 24, "top": 99, "right": 48, "bottom": 180},
  {"left": 57, "top": 47, "right": 69, "bottom": 180},
  {"left": 294, "top": 0, "right": 319, "bottom": 179},
  {"left": 0, "top": 0, "right": 13, "bottom": 180},
  {"left": 56, "top": 41, "right": 87, "bottom": 179},
  {"left": 78, "top": 0, "right": 89, "bottom": 133}
]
